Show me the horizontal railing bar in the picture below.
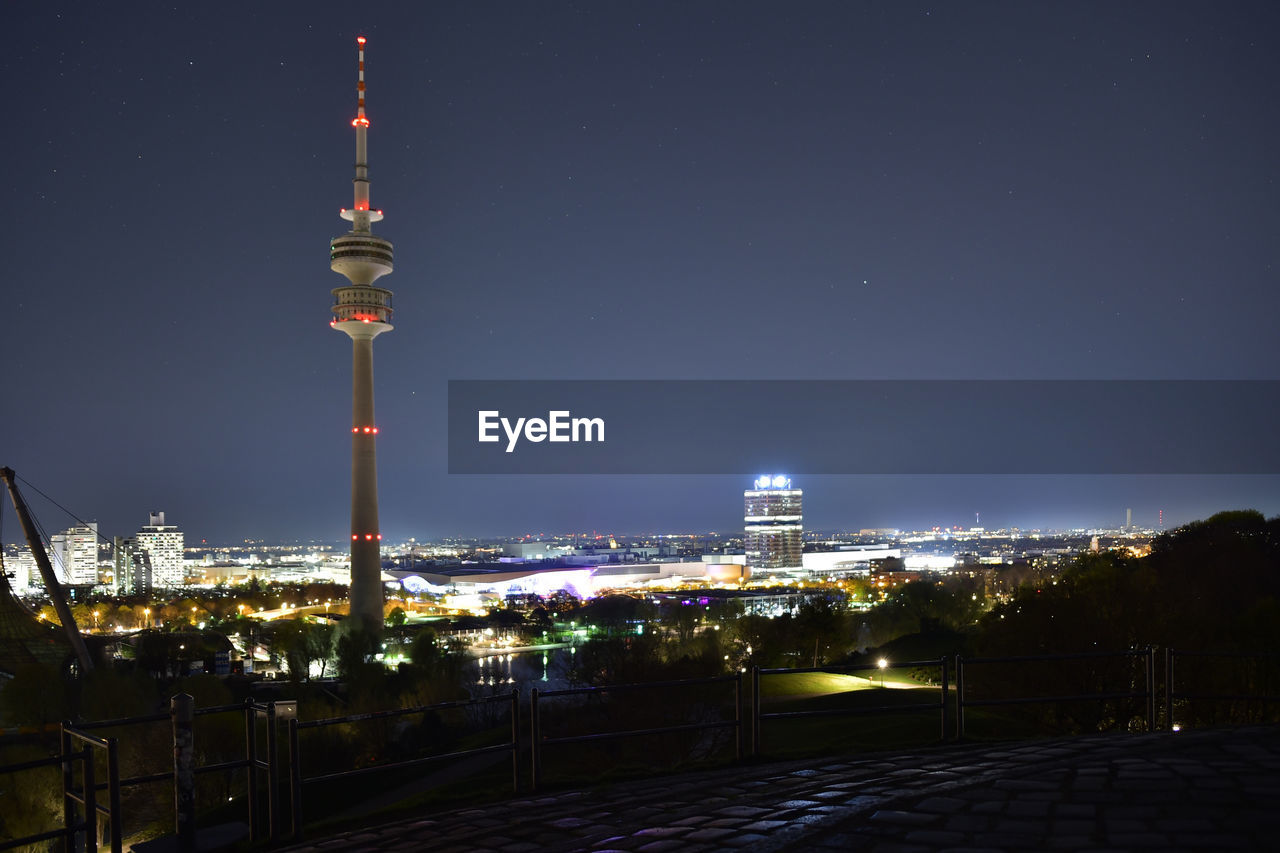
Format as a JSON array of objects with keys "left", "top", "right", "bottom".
[
  {"left": 1170, "top": 692, "right": 1280, "bottom": 702},
  {"left": 195, "top": 758, "right": 252, "bottom": 776},
  {"left": 75, "top": 711, "right": 171, "bottom": 730},
  {"left": 962, "top": 691, "right": 1146, "bottom": 708},
  {"left": 62, "top": 729, "right": 112, "bottom": 749},
  {"left": 297, "top": 694, "right": 511, "bottom": 729},
  {"left": 543, "top": 719, "right": 736, "bottom": 746},
  {"left": 118, "top": 770, "right": 174, "bottom": 787},
  {"left": 963, "top": 650, "right": 1148, "bottom": 665},
  {"left": 302, "top": 742, "right": 514, "bottom": 785},
  {"left": 759, "top": 659, "right": 945, "bottom": 676},
  {"left": 762, "top": 701, "right": 943, "bottom": 720},
  {"left": 193, "top": 703, "right": 254, "bottom": 716},
  {"left": 89, "top": 757, "right": 250, "bottom": 793},
  {"left": 1169, "top": 650, "right": 1280, "bottom": 660},
  {"left": 0, "top": 824, "right": 74, "bottom": 850},
  {"left": 0, "top": 752, "right": 81, "bottom": 774},
  {"left": 537, "top": 674, "right": 739, "bottom": 699}
]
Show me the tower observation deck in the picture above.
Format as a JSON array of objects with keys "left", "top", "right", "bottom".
[{"left": 330, "top": 36, "right": 393, "bottom": 633}]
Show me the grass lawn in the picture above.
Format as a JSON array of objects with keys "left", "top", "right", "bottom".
[{"left": 759, "top": 669, "right": 926, "bottom": 698}]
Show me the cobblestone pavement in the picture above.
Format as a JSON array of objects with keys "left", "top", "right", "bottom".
[{"left": 277, "top": 726, "right": 1280, "bottom": 852}]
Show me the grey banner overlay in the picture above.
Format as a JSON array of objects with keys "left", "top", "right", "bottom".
[{"left": 447, "top": 380, "right": 1280, "bottom": 475}]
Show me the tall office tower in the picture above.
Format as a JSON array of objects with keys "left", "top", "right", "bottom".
[
  {"left": 137, "top": 512, "right": 183, "bottom": 589},
  {"left": 744, "top": 475, "right": 803, "bottom": 572},
  {"left": 3, "top": 545, "right": 36, "bottom": 594},
  {"left": 329, "top": 36, "right": 394, "bottom": 632},
  {"left": 50, "top": 523, "right": 100, "bottom": 586},
  {"left": 113, "top": 536, "right": 152, "bottom": 596}
]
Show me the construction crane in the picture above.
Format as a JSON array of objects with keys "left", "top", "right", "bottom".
[{"left": 1, "top": 466, "right": 95, "bottom": 673}]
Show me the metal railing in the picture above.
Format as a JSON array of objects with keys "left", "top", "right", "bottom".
[
  {"left": 751, "top": 658, "right": 949, "bottom": 756},
  {"left": 530, "top": 674, "right": 742, "bottom": 791},
  {"left": 50, "top": 696, "right": 281, "bottom": 850},
  {"left": 1165, "top": 648, "right": 1280, "bottom": 730},
  {"left": 7, "top": 645, "right": 1280, "bottom": 846},
  {"left": 955, "top": 648, "right": 1156, "bottom": 738},
  {"left": 286, "top": 690, "right": 520, "bottom": 841},
  {"left": 0, "top": 743, "right": 105, "bottom": 853}
]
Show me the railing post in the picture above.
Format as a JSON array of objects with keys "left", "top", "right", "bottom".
[
  {"left": 955, "top": 656, "right": 965, "bottom": 740},
  {"left": 83, "top": 744, "right": 98, "bottom": 853},
  {"left": 288, "top": 718, "right": 302, "bottom": 841},
  {"left": 61, "top": 724, "right": 74, "bottom": 853},
  {"left": 733, "top": 671, "right": 743, "bottom": 762},
  {"left": 751, "top": 666, "right": 761, "bottom": 758},
  {"left": 171, "top": 693, "right": 196, "bottom": 853},
  {"left": 529, "top": 688, "right": 541, "bottom": 792},
  {"left": 266, "top": 701, "right": 279, "bottom": 842},
  {"left": 245, "top": 700, "right": 258, "bottom": 842},
  {"left": 940, "top": 657, "right": 949, "bottom": 741},
  {"left": 1165, "top": 648, "right": 1175, "bottom": 731},
  {"left": 106, "top": 736, "right": 122, "bottom": 853},
  {"left": 1146, "top": 646, "right": 1156, "bottom": 732},
  {"left": 509, "top": 690, "right": 520, "bottom": 794}
]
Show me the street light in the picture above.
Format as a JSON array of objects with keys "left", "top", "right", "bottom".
[{"left": 877, "top": 658, "right": 888, "bottom": 688}]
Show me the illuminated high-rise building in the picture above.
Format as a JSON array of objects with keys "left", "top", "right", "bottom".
[
  {"left": 137, "top": 512, "right": 183, "bottom": 589},
  {"left": 50, "top": 523, "right": 99, "bottom": 586},
  {"left": 113, "top": 536, "right": 151, "bottom": 596},
  {"left": 3, "top": 545, "right": 37, "bottom": 594},
  {"left": 744, "top": 475, "right": 803, "bottom": 572},
  {"left": 328, "top": 36, "right": 394, "bottom": 632}
]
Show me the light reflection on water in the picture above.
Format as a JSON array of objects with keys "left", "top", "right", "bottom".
[{"left": 464, "top": 648, "right": 576, "bottom": 696}]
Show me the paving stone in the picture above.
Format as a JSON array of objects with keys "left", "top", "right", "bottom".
[
  {"left": 809, "top": 832, "right": 877, "bottom": 850},
  {"left": 1005, "top": 799, "right": 1051, "bottom": 817},
  {"left": 670, "top": 816, "right": 710, "bottom": 827},
  {"left": 634, "top": 840, "right": 691, "bottom": 853},
  {"left": 714, "top": 805, "right": 772, "bottom": 818},
  {"left": 718, "top": 832, "right": 769, "bottom": 847},
  {"left": 870, "top": 810, "right": 940, "bottom": 827},
  {"left": 1049, "top": 819, "right": 1095, "bottom": 836},
  {"left": 916, "top": 796, "right": 967, "bottom": 814},
  {"left": 1109, "top": 832, "right": 1173, "bottom": 847},
  {"left": 972, "top": 832, "right": 1040, "bottom": 848},
  {"left": 630, "top": 826, "right": 692, "bottom": 838},
  {"left": 943, "top": 814, "right": 990, "bottom": 833},
  {"left": 1054, "top": 802, "right": 1097, "bottom": 818},
  {"left": 904, "top": 829, "right": 966, "bottom": 845}
]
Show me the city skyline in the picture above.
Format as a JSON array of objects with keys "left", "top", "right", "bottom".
[{"left": 6, "top": 3, "right": 1279, "bottom": 544}]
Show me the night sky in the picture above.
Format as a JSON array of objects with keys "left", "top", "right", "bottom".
[{"left": 5, "top": 2, "right": 1278, "bottom": 544}]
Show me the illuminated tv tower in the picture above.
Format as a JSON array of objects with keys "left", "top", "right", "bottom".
[{"left": 329, "top": 36, "right": 393, "bottom": 633}]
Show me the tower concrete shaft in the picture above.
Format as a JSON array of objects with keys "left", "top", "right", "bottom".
[
  {"left": 347, "top": 334, "right": 383, "bottom": 631},
  {"left": 330, "top": 35, "right": 394, "bottom": 634}
]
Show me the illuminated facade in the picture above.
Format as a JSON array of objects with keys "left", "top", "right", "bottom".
[
  {"left": 113, "top": 536, "right": 152, "bottom": 596},
  {"left": 50, "top": 523, "right": 99, "bottom": 586},
  {"left": 137, "top": 512, "right": 183, "bottom": 589},
  {"left": 744, "top": 475, "right": 803, "bottom": 572},
  {"left": 329, "top": 37, "right": 394, "bottom": 632}
]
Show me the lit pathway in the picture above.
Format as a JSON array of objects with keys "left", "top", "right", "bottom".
[{"left": 277, "top": 725, "right": 1280, "bottom": 852}]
